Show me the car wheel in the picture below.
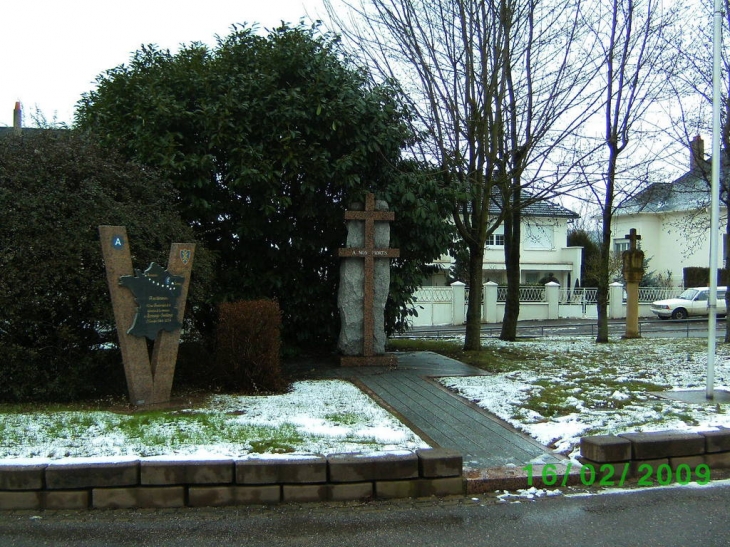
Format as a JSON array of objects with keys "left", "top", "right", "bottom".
[{"left": 671, "top": 308, "right": 688, "bottom": 320}]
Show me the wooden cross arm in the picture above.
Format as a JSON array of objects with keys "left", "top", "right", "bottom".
[{"left": 338, "top": 248, "right": 400, "bottom": 258}]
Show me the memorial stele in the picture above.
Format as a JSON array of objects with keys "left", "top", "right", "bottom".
[{"left": 99, "top": 225, "right": 195, "bottom": 405}]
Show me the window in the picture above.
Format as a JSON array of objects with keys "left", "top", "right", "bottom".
[
  {"left": 487, "top": 233, "right": 505, "bottom": 246},
  {"left": 614, "top": 240, "right": 630, "bottom": 254}
]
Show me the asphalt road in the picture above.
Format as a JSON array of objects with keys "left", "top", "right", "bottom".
[
  {"left": 2, "top": 482, "right": 729, "bottom": 547},
  {"left": 402, "top": 317, "right": 729, "bottom": 340}
]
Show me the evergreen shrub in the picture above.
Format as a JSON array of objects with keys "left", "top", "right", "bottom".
[
  {"left": 683, "top": 267, "right": 729, "bottom": 287},
  {"left": 214, "top": 300, "right": 288, "bottom": 393},
  {"left": 0, "top": 130, "right": 212, "bottom": 403}
]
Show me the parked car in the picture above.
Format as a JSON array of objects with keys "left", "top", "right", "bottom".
[{"left": 650, "top": 286, "right": 727, "bottom": 320}]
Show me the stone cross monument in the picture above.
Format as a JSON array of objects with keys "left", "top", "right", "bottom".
[
  {"left": 338, "top": 193, "right": 399, "bottom": 367},
  {"left": 622, "top": 228, "right": 644, "bottom": 339}
]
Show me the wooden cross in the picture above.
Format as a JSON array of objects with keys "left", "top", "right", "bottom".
[
  {"left": 625, "top": 228, "right": 641, "bottom": 251},
  {"left": 338, "top": 193, "right": 400, "bottom": 358}
]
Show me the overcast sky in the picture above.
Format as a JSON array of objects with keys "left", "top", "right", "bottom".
[{"left": 1, "top": 0, "right": 326, "bottom": 127}]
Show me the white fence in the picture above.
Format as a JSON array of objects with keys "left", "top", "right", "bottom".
[
  {"left": 408, "top": 286, "right": 459, "bottom": 326},
  {"left": 408, "top": 283, "right": 684, "bottom": 327}
]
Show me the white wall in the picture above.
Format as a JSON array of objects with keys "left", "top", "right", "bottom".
[{"left": 613, "top": 210, "right": 726, "bottom": 286}]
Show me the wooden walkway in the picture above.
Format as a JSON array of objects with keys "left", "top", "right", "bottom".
[{"left": 319, "top": 352, "right": 564, "bottom": 470}]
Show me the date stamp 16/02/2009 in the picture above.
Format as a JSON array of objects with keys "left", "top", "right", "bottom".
[{"left": 522, "top": 462, "right": 711, "bottom": 488}]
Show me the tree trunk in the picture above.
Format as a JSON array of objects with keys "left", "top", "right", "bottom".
[
  {"left": 595, "top": 248, "right": 610, "bottom": 343},
  {"left": 500, "top": 202, "right": 521, "bottom": 341},
  {"left": 596, "top": 150, "right": 617, "bottom": 343},
  {"left": 725, "top": 230, "right": 730, "bottom": 344},
  {"left": 464, "top": 242, "right": 485, "bottom": 351}
]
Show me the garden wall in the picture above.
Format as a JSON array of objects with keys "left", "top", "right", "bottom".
[
  {"left": 579, "top": 429, "right": 730, "bottom": 481},
  {"left": 0, "top": 448, "right": 463, "bottom": 510},
  {"left": 465, "top": 430, "right": 730, "bottom": 494},
  {"left": 409, "top": 282, "right": 652, "bottom": 326}
]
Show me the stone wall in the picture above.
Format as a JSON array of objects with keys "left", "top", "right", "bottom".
[
  {"left": 466, "top": 430, "right": 730, "bottom": 494},
  {"left": 0, "top": 449, "right": 463, "bottom": 510},
  {"left": 580, "top": 429, "right": 730, "bottom": 479}
]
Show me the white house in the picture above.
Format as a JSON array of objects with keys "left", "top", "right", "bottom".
[
  {"left": 427, "top": 195, "right": 583, "bottom": 289},
  {"left": 612, "top": 136, "right": 728, "bottom": 287}
]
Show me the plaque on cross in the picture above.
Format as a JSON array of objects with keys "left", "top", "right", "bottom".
[{"left": 338, "top": 193, "right": 400, "bottom": 365}]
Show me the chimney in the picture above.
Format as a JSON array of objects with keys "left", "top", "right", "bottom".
[
  {"left": 690, "top": 134, "right": 704, "bottom": 171},
  {"left": 13, "top": 102, "right": 22, "bottom": 134}
]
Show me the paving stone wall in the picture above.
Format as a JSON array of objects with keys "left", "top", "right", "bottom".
[
  {"left": 0, "top": 449, "right": 463, "bottom": 510},
  {"left": 580, "top": 429, "right": 730, "bottom": 478}
]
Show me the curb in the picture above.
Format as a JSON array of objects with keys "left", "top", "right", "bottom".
[{"left": 464, "top": 429, "right": 730, "bottom": 494}]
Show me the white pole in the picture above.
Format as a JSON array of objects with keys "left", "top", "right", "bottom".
[{"left": 707, "top": 0, "right": 723, "bottom": 400}]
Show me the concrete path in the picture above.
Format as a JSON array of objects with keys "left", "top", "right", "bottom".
[{"left": 302, "top": 351, "right": 563, "bottom": 470}]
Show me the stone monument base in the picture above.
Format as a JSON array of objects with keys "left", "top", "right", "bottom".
[{"left": 340, "top": 354, "right": 398, "bottom": 368}]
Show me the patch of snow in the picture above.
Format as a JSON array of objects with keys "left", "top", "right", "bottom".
[
  {"left": 438, "top": 337, "right": 730, "bottom": 457},
  {"left": 497, "top": 487, "right": 563, "bottom": 502},
  {"left": 0, "top": 380, "right": 428, "bottom": 461}
]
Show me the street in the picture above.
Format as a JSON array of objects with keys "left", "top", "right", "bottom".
[
  {"left": 2, "top": 481, "right": 729, "bottom": 547},
  {"left": 402, "top": 317, "right": 729, "bottom": 340}
]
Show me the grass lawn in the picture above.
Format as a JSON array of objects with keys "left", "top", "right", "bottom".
[
  {"left": 0, "top": 380, "right": 427, "bottom": 460},
  {"left": 390, "top": 336, "right": 730, "bottom": 456},
  {"left": 2, "top": 336, "right": 728, "bottom": 461}
]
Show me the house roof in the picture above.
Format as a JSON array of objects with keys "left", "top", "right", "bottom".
[
  {"left": 485, "top": 191, "right": 580, "bottom": 219},
  {"left": 617, "top": 157, "right": 730, "bottom": 215},
  {"left": 519, "top": 197, "right": 579, "bottom": 219}
]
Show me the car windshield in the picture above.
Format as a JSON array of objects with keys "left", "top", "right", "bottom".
[{"left": 678, "top": 289, "right": 700, "bottom": 301}]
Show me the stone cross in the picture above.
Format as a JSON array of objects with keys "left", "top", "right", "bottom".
[
  {"left": 622, "top": 227, "right": 644, "bottom": 339},
  {"left": 625, "top": 228, "right": 641, "bottom": 251},
  {"left": 338, "top": 193, "right": 399, "bottom": 366}
]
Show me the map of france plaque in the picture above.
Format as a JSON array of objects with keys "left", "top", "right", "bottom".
[{"left": 119, "top": 262, "right": 185, "bottom": 340}]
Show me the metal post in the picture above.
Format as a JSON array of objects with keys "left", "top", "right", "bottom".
[{"left": 707, "top": 0, "right": 722, "bottom": 399}]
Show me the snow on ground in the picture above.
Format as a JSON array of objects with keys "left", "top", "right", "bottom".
[
  {"left": 3, "top": 336, "right": 729, "bottom": 462},
  {"left": 0, "top": 380, "right": 428, "bottom": 460},
  {"left": 438, "top": 336, "right": 730, "bottom": 459}
]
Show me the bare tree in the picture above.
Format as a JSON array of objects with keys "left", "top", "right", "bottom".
[
  {"left": 580, "top": 0, "right": 681, "bottom": 343},
  {"left": 325, "top": 0, "right": 599, "bottom": 348}
]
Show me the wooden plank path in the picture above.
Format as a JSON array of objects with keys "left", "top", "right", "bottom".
[{"left": 322, "top": 352, "right": 564, "bottom": 469}]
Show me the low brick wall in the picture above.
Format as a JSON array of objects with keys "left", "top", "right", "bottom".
[
  {"left": 580, "top": 429, "right": 730, "bottom": 479},
  {"left": 0, "top": 449, "right": 464, "bottom": 510}
]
